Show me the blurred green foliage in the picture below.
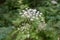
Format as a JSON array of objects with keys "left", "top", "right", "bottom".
[{"left": 0, "top": 0, "right": 60, "bottom": 40}]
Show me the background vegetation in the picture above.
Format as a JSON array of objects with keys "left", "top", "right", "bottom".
[{"left": 0, "top": 0, "right": 60, "bottom": 40}]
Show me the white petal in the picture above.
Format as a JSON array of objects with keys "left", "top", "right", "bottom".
[
  {"left": 33, "top": 9, "right": 37, "bottom": 12},
  {"left": 29, "top": 14, "right": 32, "bottom": 17},
  {"left": 40, "top": 13, "right": 42, "bottom": 15},
  {"left": 25, "top": 8, "right": 28, "bottom": 10},
  {"left": 30, "top": 18, "right": 34, "bottom": 21},
  {"left": 17, "top": 28, "right": 20, "bottom": 30},
  {"left": 33, "top": 13, "right": 36, "bottom": 16},
  {"left": 39, "top": 15, "right": 41, "bottom": 17},
  {"left": 27, "top": 15, "right": 30, "bottom": 18},
  {"left": 36, "top": 11, "right": 40, "bottom": 15},
  {"left": 51, "top": 0, "right": 57, "bottom": 4},
  {"left": 32, "top": 16, "right": 35, "bottom": 19},
  {"left": 24, "top": 13, "right": 28, "bottom": 16},
  {"left": 24, "top": 11, "right": 27, "bottom": 14},
  {"left": 36, "top": 17, "right": 39, "bottom": 20},
  {"left": 28, "top": 9, "right": 32, "bottom": 12},
  {"left": 22, "top": 10, "right": 26, "bottom": 12},
  {"left": 36, "top": 14, "right": 38, "bottom": 17},
  {"left": 19, "top": 13, "right": 22, "bottom": 14},
  {"left": 27, "top": 34, "right": 30, "bottom": 38},
  {"left": 21, "top": 15, "right": 25, "bottom": 17}
]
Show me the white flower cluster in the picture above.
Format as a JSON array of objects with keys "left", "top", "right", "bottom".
[
  {"left": 17, "top": 23, "right": 30, "bottom": 38},
  {"left": 51, "top": 0, "right": 57, "bottom": 4},
  {"left": 19, "top": 8, "right": 43, "bottom": 21}
]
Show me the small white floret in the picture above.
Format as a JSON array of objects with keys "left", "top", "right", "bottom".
[
  {"left": 33, "top": 9, "right": 37, "bottom": 12},
  {"left": 30, "top": 18, "right": 34, "bottom": 21},
  {"left": 40, "top": 13, "right": 42, "bottom": 15},
  {"left": 21, "top": 15, "right": 25, "bottom": 17},
  {"left": 51, "top": 0, "right": 57, "bottom": 4}
]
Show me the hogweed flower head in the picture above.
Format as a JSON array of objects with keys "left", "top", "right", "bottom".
[{"left": 20, "top": 8, "right": 43, "bottom": 21}]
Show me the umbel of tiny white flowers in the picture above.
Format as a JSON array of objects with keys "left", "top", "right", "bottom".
[
  {"left": 20, "top": 8, "right": 43, "bottom": 21},
  {"left": 51, "top": 0, "right": 57, "bottom": 4}
]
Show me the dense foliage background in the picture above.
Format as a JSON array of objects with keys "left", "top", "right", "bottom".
[{"left": 0, "top": 0, "right": 60, "bottom": 40}]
